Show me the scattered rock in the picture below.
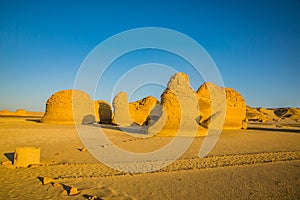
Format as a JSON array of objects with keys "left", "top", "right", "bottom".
[
  {"left": 79, "top": 147, "right": 87, "bottom": 152},
  {"left": 52, "top": 182, "right": 61, "bottom": 188},
  {"left": 1, "top": 160, "right": 12, "bottom": 166},
  {"left": 69, "top": 187, "right": 80, "bottom": 196},
  {"left": 42, "top": 177, "right": 54, "bottom": 185},
  {"left": 41, "top": 89, "right": 95, "bottom": 124}
]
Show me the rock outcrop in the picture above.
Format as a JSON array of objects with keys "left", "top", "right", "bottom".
[
  {"left": 197, "top": 82, "right": 246, "bottom": 130},
  {"left": 246, "top": 107, "right": 300, "bottom": 123},
  {"left": 129, "top": 96, "right": 159, "bottom": 126},
  {"left": 95, "top": 100, "right": 112, "bottom": 124},
  {"left": 148, "top": 72, "right": 201, "bottom": 136},
  {"left": 41, "top": 89, "right": 95, "bottom": 124},
  {"left": 112, "top": 92, "right": 132, "bottom": 126}
]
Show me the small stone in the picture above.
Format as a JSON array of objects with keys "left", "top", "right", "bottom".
[
  {"left": 89, "top": 196, "right": 99, "bottom": 200},
  {"left": 1, "top": 161, "right": 12, "bottom": 166},
  {"left": 69, "top": 187, "right": 79, "bottom": 196},
  {"left": 42, "top": 177, "right": 54, "bottom": 185},
  {"left": 52, "top": 182, "right": 61, "bottom": 188},
  {"left": 79, "top": 147, "right": 87, "bottom": 152}
]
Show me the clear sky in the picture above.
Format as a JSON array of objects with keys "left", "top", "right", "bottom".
[{"left": 1, "top": 0, "right": 300, "bottom": 111}]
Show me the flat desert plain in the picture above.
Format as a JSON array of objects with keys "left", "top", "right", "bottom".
[{"left": 0, "top": 116, "right": 299, "bottom": 199}]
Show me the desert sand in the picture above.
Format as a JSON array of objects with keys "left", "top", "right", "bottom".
[
  {"left": 0, "top": 115, "right": 299, "bottom": 199},
  {"left": 1, "top": 73, "right": 300, "bottom": 199}
]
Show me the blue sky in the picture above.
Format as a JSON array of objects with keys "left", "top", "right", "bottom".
[{"left": 0, "top": 0, "right": 300, "bottom": 111}]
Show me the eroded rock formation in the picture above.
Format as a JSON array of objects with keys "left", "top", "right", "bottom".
[
  {"left": 129, "top": 96, "right": 158, "bottom": 126},
  {"left": 95, "top": 100, "right": 112, "bottom": 124},
  {"left": 148, "top": 72, "right": 201, "bottom": 136},
  {"left": 41, "top": 89, "right": 95, "bottom": 124},
  {"left": 112, "top": 92, "right": 132, "bottom": 126},
  {"left": 197, "top": 82, "right": 246, "bottom": 130}
]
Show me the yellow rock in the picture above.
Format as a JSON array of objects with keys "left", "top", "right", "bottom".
[
  {"left": 79, "top": 147, "right": 87, "bottom": 152},
  {"left": 52, "top": 182, "right": 61, "bottom": 188},
  {"left": 1, "top": 160, "right": 12, "bottom": 166},
  {"left": 41, "top": 89, "right": 95, "bottom": 124},
  {"left": 94, "top": 100, "right": 112, "bottom": 124},
  {"left": 42, "top": 177, "right": 54, "bottom": 185},
  {"left": 149, "top": 72, "right": 201, "bottom": 136},
  {"left": 197, "top": 82, "right": 246, "bottom": 130},
  {"left": 69, "top": 187, "right": 79, "bottom": 196},
  {"left": 129, "top": 96, "right": 158, "bottom": 126},
  {"left": 13, "top": 147, "right": 40, "bottom": 168},
  {"left": 112, "top": 92, "right": 132, "bottom": 126}
]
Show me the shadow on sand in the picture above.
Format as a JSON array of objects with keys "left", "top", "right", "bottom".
[
  {"left": 247, "top": 127, "right": 300, "bottom": 133},
  {"left": 86, "top": 123, "right": 147, "bottom": 134},
  {"left": 25, "top": 118, "right": 41, "bottom": 123}
]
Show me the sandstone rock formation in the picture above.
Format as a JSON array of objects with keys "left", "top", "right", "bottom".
[
  {"left": 129, "top": 96, "right": 158, "bottom": 126},
  {"left": 94, "top": 100, "right": 112, "bottom": 124},
  {"left": 197, "top": 82, "right": 246, "bottom": 130},
  {"left": 112, "top": 92, "right": 132, "bottom": 126},
  {"left": 41, "top": 89, "right": 95, "bottom": 124},
  {"left": 148, "top": 72, "right": 201, "bottom": 136}
]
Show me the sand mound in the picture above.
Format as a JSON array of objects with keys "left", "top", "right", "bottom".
[
  {"left": 95, "top": 100, "right": 112, "bottom": 124},
  {"left": 41, "top": 89, "right": 95, "bottom": 124},
  {"left": 148, "top": 72, "right": 200, "bottom": 136},
  {"left": 112, "top": 92, "right": 132, "bottom": 126},
  {"left": 129, "top": 96, "right": 158, "bottom": 126},
  {"left": 197, "top": 82, "right": 246, "bottom": 129}
]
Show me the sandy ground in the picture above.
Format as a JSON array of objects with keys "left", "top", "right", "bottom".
[{"left": 0, "top": 116, "right": 299, "bottom": 199}]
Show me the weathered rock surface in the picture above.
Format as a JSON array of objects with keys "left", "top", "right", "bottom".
[
  {"left": 129, "top": 96, "right": 158, "bottom": 126},
  {"left": 112, "top": 92, "right": 132, "bottom": 126},
  {"left": 197, "top": 82, "right": 246, "bottom": 130},
  {"left": 95, "top": 100, "right": 112, "bottom": 124},
  {"left": 41, "top": 89, "right": 95, "bottom": 124},
  {"left": 14, "top": 147, "right": 40, "bottom": 168},
  {"left": 148, "top": 72, "right": 201, "bottom": 136}
]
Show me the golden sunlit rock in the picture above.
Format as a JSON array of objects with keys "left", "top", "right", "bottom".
[
  {"left": 197, "top": 82, "right": 246, "bottom": 130},
  {"left": 41, "top": 89, "right": 95, "bottom": 124},
  {"left": 13, "top": 147, "right": 40, "bottom": 168},
  {"left": 129, "top": 96, "right": 158, "bottom": 126}
]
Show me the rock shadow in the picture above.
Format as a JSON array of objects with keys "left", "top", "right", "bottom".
[
  {"left": 247, "top": 127, "right": 300, "bottom": 133},
  {"left": 4, "top": 152, "right": 14, "bottom": 163}
]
